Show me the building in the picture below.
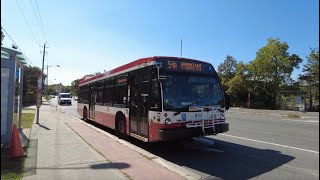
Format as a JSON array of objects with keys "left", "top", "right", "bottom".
[{"left": 56, "top": 83, "right": 63, "bottom": 93}]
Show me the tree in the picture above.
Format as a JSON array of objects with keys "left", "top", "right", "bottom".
[
  {"left": 217, "top": 55, "right": 238, "bottom": 91},
  {"left": 1, "top": 28, "right": 4, "bottom": 45},
  {"left": 248, "top": 38, "right": 302, "bottom": 109},
  {"left": 226, "top": 62, "right": 250, "bottom": 107},
  {"left": 299, "top": 48, "right": 319, "bottom": 111},
  {"left": 70, "top": 79, "right": 79, "bottom": 96},
  {"left": 23, "top": 66, "right": 41, "bottom": 95},
  {"left": 46, "top": 84, "right": 56, "bottom": 95}
]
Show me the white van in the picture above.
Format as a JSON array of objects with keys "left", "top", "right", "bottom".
[{"left": 58, "top": 93, "right": 72, "bottom": 105}]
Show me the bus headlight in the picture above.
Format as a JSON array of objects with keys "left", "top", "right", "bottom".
[{"left": 165, "top": 118, "right": 172, "bottom": 125}]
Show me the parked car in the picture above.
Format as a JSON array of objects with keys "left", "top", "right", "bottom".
[{"left": 58, "top": 93, "right": 72, "bottom": 105}]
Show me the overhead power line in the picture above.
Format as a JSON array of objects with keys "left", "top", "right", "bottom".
[
  {"left": 15, "top": 0, "right": 41, "bottom": 46},
  {"left": 2, "top": 27, "right": 34, "bottom": 66},
  {"left": 34, "top": 0, "right": 47, "bottom": 40},
  {"left": 29, "top": 0, "right": 46, "bottom": 41}
]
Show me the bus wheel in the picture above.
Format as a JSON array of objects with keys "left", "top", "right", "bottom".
[
  {"left": 116, "top": 115, "right": 127, "bottom": 139},
  {"left": 83, "top": 107, "right": 88, "bottom": 121}
]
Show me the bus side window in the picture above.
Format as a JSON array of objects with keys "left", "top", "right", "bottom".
[
  {"left": 150, "top": 80, "right": 161, "bottom": 111},
  {"left": 103, "top": 79, "right": 114, "bottom": 106}
]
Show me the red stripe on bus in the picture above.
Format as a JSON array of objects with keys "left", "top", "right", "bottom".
[{"left": 79, "top": 57, "right": 154, "bottom": 85}]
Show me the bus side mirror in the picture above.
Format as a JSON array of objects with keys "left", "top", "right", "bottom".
[{"left": 225, "top": 94, "right": 230, "bottom": 110}]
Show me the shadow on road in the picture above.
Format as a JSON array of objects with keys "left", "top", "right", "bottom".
[{"left": 86, "top": 119, "right": 295, "bottom": 179}]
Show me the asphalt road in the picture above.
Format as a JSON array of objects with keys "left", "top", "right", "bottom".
[{"left": 51, "top": 97, "right": 319, "bottom": 180}]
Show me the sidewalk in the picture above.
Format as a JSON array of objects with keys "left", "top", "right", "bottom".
[
  {"left": 22, "top": 106, "right": 127, "bottom": 180},
  {"left": 22, "top": 102, "right": 185, "bottom": 180}
]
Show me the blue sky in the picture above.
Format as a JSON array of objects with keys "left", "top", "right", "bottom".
[{"left": 2, "top": 0, "right": 319, "bottom": 85}]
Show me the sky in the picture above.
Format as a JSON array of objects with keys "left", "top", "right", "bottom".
[{"left": 1, "top": 0, "right": 319, "bottom": 86}]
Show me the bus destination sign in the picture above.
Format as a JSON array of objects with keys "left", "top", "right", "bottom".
[{"left": 167, "top": 60, "right": 202, "bottom": 72}]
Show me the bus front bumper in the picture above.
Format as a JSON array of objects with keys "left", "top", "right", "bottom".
[{"left": 158, "top": 123, "right": 229, "bottom": 141}]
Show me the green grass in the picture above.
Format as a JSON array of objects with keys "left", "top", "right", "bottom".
[
  {"left": 13, "top": 113, "right": 35, "bottom": 129},
  {"left": 22, "top": 108, "right": 36, "bottom": 111},
  {"left": 2, "top": 111, "right": 35, "bottom": 179},
  {"left": 287, "top": 112, "right": 301, "bottom": 118},
  {"left": 1, "top": 148, "right": 27, "bottom": 180}
]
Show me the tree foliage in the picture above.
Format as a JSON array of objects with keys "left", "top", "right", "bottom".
[
  {"left": 226, "top": 62, "right": 250, "bottom": 107},
  {"left": 249, "top": 38, "right": 302, "bottom": 83},
  {"left": 248, "top": 38, "right": 302, "bottom": 109},
  {"left": 23, "top": 66, "right": 41, "bottom": 95},
  {"left": 1, "top": 28, "right": 4, "bottom": 45},
  {"left": 217, "top": 55, "right": 237, "bottom": 91},
  {"left": 299, "top": 48, "right": 319, "bottom": 110},
  {"left": 70, "top": 79, "right": 79, "bottom": 96}
]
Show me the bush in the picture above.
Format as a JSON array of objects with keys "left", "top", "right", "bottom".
[{"left": 287, "top": 112, "right": 301, "bottom": 118}]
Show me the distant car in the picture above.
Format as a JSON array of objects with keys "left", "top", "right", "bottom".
[
  {"left": 58, "top": 93, "right": 72, "bottom": 105},
  {"left": 50, "top": 95, "right": 55, "bottom": 98},
  {"left": 74, "top": 96, "right": 78, "bottom": 101}
]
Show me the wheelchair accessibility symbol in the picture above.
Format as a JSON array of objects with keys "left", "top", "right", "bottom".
[{"left": 181, "top": 113, "right": 186, "bottom": 121}]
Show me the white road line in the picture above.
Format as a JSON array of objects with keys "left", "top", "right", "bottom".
[
  {"left": 220, "top": 134, "right": 319, "bottom": 154},
  {"left": 280, "top": 119, "right": 319, "bottom": 123}
]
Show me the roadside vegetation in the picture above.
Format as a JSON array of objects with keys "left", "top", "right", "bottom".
[
  {"left": 287, "top": 112, "right": 301, "bottom": 118},
  {"left": 217, "top": 38, "right": 318, "bottom": 111},
  {"left": 1, "top": 108, "right": 35, "bottom": 179},
  {"left": 1, "top": 148, "right": 27, "bottom": 180},
  {"left": 13, "top": 108, "right": 36, "bottom": 129}
]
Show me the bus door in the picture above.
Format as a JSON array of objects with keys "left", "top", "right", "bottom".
[
  {"left": 129, "top": 69, "right": 149, "bottom": 138},
  {"left": 89, "top": 85, "right": 96, "bottom": 120}
]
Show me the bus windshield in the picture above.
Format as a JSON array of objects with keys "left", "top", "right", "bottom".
[{"left": 161, "top": 73, "right": 224, "bottom": 111}]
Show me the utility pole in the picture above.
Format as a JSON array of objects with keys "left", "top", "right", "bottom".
[
  {"left": 46, "top": 64, "right": 48, "bottom": 96},
  {"left": 41, "top": 43, "right": 46, "bottom": 103},
  {"left": 36, "top": 42, "right": 47, "bottom": 124}
]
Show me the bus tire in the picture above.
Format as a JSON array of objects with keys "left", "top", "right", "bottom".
[
  {"left": 83, "top": 107, "right": 88, "bottom": 121},
  {"left": 115, "top": 112, "right": 127, "bottom": 139}
]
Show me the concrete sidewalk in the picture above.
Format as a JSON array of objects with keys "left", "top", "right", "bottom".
[
  {"left": 57, "top": 110, "right": 185, "bottom": 180},
  {"left": 22, "top": 101, "right": 186, "bottom": 180},
  {"left": 22, "top": 105, "right": 127, "bottom": 180}
]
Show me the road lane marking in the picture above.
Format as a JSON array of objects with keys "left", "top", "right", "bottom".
[
  {"left": 280, "top": 119, "right": 319, "bottom": 123},
  {"left": 230, "top": 127, "right": 319, "bottom": 142},
  {"left": 220, "top": 134, "right": 319, "bottom": 154}
]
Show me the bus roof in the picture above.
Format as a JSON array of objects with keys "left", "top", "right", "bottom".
[{"left": 79, "top": 56, "right": 212, "bottom": 85}]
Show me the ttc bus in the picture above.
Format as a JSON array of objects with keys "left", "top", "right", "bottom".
[{"left": 77, "top": 56, "right": 229, "bottom": 142}]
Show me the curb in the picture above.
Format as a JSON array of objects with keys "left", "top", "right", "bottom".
[{"left": 63, "top": 111, "right": 201, "bottom": 180}]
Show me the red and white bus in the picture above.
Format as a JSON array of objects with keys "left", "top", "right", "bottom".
[{"left": 77, "top": 56, "right": 229, "bottom": 142}]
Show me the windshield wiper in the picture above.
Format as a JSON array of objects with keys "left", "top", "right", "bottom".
[{"left": 173, "top": 101, "right": 204, "bottom": 116}]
